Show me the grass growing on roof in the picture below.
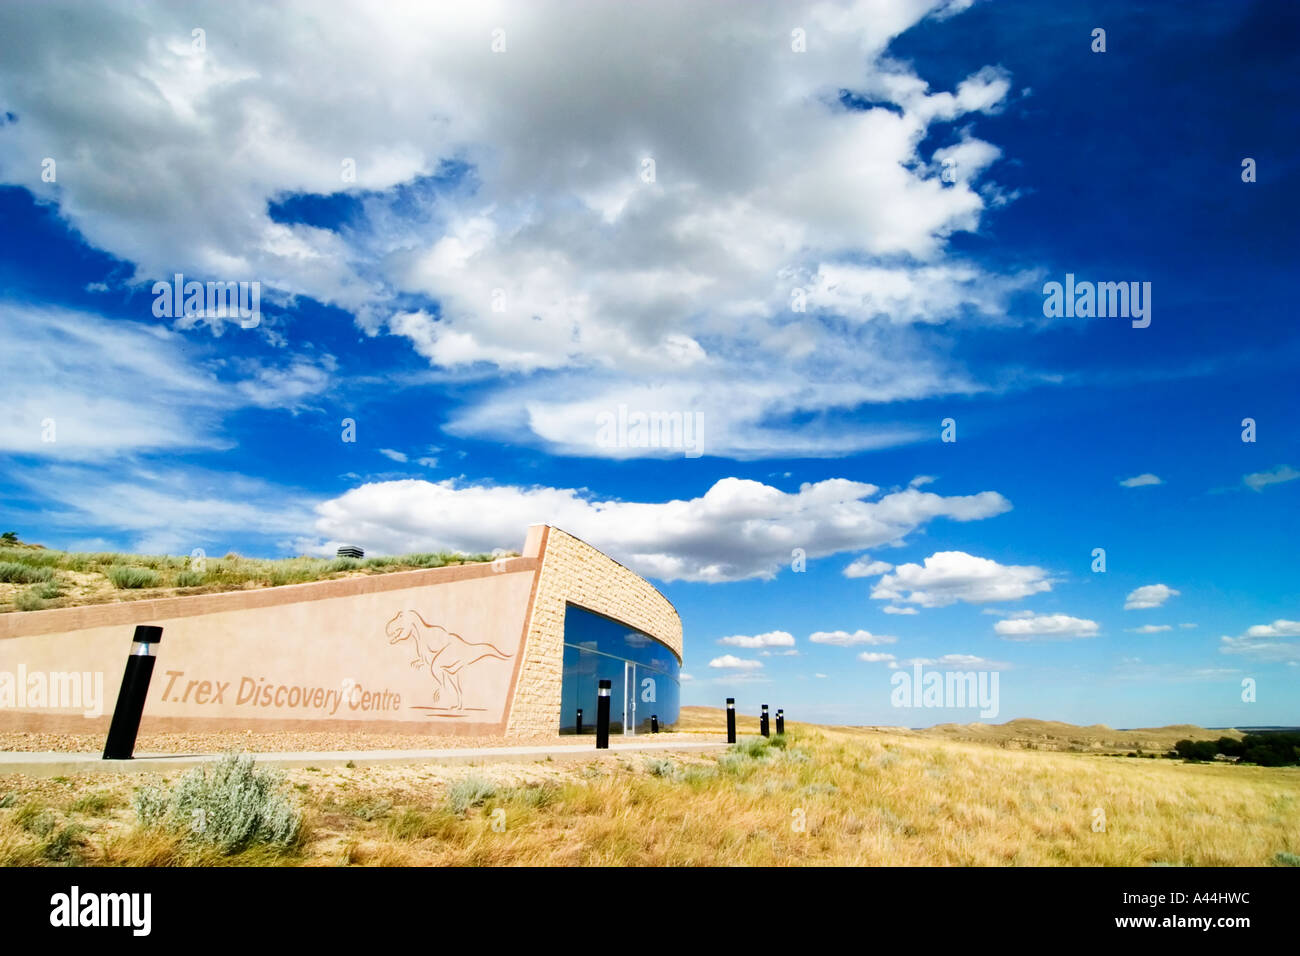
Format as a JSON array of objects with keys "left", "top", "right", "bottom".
[{"left": 0, "top": 542, "right": 514, "bottom": 613}]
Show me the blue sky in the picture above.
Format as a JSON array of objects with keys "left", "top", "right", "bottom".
[{"left": 0, "top": 0, "right": 1296, "bottom": 728}]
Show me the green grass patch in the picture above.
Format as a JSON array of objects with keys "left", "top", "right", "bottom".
[
  {"left": 731, "top": 737, "right": 775, "bottom": 759},
  {"left": 508, "top": 783, "right": 561, "bottom": 809},
  {"left": 446, "top": 777, "right": 497, "bottom": 815},
  {"left": 15, "top": 801, "right": 55, "bottom": 837},
  {"left": 386, "top": 807, "right": 458, "bottom": 841},
  {"left": 341, "top": 797, "right": 392, "bottom": 821},
  {"left": 40, "top": 823, "right": 87, "bottom": 863},
  {"left": 70, "top": 791, "right": 122, "bottom": 814}
]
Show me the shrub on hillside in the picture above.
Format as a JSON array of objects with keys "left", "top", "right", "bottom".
[
  {"left": 14, "top": 589, "right": 45, "bottom": 611},
  {"left": 0, "top": 562, "right": 54, "bottom": 584},
  {"left": 0, "top": 547, "right": 59, "bottom": 567},
  {"left": 107, "top": 566, "right": 160, "bottom": 589},
  {"left": 133, "top": 752, "right": 302, "bottom": 853}
]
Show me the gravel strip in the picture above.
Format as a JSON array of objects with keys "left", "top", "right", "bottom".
[{"left": 0, "top": 729, "right": 714, "bottom": 754}]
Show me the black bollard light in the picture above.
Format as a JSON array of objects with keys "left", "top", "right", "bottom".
[
  {"left": 576, "top": 707, "right": 583, "bottom": 735},
  {"left": 776, "top": 709, "right": 785, "bottom": 734},
  {"left": 595, "top": 679, "right": 611, "bottom": 749},
  {"left": 760, "top": 703, "right": 770, "bottom": 738},
  {"left": 651, "top": 714, "right": 659, "bottom": 734},
  {"left": 103, "top": 625, "right": 163, "bottom": 760},
  {"left": 726, "top": 697, "right": 736, "bottom": 744}
]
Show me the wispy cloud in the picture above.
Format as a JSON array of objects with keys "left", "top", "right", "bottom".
[
  {"left": 810, "top": 630, "right": 897, "bottom": 647},
  {"left": 1219, "top": 621, "right": 1300, "bottom": 664},
  {"left": 1244, "top": 465, "right": 1299, "bottom": 492},
  {"left": 0, "top": 304, "right": 335, "bottom": 460}
]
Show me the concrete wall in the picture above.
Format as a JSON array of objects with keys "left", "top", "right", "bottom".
[
  {"left": 0, "top": 526, "right": 683, "bottom": 739},
  {"left": 0, "top": 557, "right": 541, "bottom": 736}
]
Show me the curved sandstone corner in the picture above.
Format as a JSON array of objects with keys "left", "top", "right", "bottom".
[
  {"left": 0, "top": 526, "right": 682, "bottom": 741},
  {"left": 504, "top": 526, "right": 682, "bottom": 737}
]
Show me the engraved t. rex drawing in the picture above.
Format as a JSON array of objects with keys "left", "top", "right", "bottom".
[{"left": 385, "top": 610, "right": 512, "bottom": 711}]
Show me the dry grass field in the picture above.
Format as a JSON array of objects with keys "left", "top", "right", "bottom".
[{"left": 1, "top": 713, "right": 1296, "bottom": 867}]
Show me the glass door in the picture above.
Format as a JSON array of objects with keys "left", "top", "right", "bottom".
[{"left": 623, "top": 660, "right": 636, "bottom": 735}]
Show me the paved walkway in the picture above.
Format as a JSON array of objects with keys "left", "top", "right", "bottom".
[{"left": 0, "top": 739, "right": 730, "bottom": 777}]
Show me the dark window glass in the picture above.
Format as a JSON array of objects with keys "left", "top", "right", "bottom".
[{"left": 558, "top": 604, "right": 680, "bottom": 734}]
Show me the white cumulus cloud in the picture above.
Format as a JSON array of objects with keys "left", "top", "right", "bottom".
[
  {"left": 871, "top": 550, "right": 1051, "bottom": 608},
  {"left": 708, "top": 655, "right": 763, "bottom": 671},
  {"left": 718, "top": 631, "right": 795, "bottom": 649},
  {"left": 857, "top": 652, "right": 897, "bottom": 664},
  {"left": 995, "top": 613, "right": 1099, "bottom": 640},
  {"left": 1124, "top": 584, "right": 1180, "bottom": 610},
  {"left": 843, "top": 556, "right": 893, "bottom": 578},
  {"left": 304, "top": 476, "right": 1012, "bottom": 582},
  {"left": 1245, "top": 620, "right": 1300, "bottom": 638},
  {"left": 1220, "top": 620, "right": 1300, "bottom": 663},
  {"left": 0, "top": 0, "right": 1037, "bottom": 460}
]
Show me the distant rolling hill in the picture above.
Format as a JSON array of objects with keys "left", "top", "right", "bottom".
[
  {"left": 678, "top": 706, "right": 1238, "bottom": 754},
  {"left": 905, "top": 717, "right": 1239, "bottom": 754}
]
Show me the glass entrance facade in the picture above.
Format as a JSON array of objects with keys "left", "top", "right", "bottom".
[{"left": 558, "top": 603, "right": 681, "bottom": 734}]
